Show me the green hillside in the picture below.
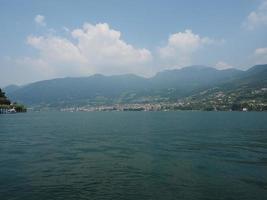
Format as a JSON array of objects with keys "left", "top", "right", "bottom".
[
  {"left": 4, "top": 64, "right": 267, "bottom": 111},
  {"left": 181, "top": 64, "right": 267, "bottom": 111}
]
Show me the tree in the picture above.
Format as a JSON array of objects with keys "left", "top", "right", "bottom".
[{"left": 0, "top": 88, "right": 11, "bottom": 105}]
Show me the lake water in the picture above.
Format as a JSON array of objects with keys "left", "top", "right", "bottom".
[{"left": 0, "top": 111, "right": 267, "bottom": 200}]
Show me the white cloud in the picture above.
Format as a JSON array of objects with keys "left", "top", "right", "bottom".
[
  {"left": 215, "top": 61, "right": 233, "bottom": 70},
  {"left": 24, "top": 22, "right": 152, "bottom": 77},
  {"left": 253, "top": 47, "right": 267, "bottom": 64},
  {"left": 34, "top": 15, "right": 46, "bottom": 26},
  {"left": 158, "top": 29, "right": 221, "bottom": 68},
  {"left": 71, "top": 23, "right": 152, "bottom": 73},
  {"left": 8, "top": 24, "right": 224, "bottom": 85},
  {"left": 255, "top": 47, "right": 267, "bottom": 55},
  {"left": 243, "top": 0, "right": 267, "bottom": 30},
  {"left": 27, "top": 36, "right": 87, "bottom": 65}
]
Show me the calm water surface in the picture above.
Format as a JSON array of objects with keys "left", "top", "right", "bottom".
[{"left": 0, "top": 111, "right": 267, "bottom": 200}]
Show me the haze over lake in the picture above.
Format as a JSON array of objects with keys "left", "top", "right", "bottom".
[{"left": 1, "top": 111, "right": 266, "bottom": 200}]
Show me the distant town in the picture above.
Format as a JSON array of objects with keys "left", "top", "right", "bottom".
[{"left": 59, "top": 89, "right": 267, "bottom": 112}]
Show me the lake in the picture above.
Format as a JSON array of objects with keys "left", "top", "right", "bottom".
[{"left": 0, "top": 111, "right": 267, "bottom": 200}]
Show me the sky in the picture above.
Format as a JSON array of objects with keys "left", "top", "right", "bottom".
[{"left": 1, "top": 0, "right": 267, "bottom": 87}]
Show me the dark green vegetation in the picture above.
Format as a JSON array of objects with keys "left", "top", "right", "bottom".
[
  {"left": 5, "top": 64, "right": 267, "bottom": 111},
  {"left": 0, "top": 88, "right": 11, "bottom": 105},
  {"left": 0, "top": 88, "right": 26, "bottom": 113}
]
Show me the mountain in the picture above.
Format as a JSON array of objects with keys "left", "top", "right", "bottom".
[
  {"left": 4, "top": 65, "right": 266, "bottom": 109},
  {"left": 151, "top": 65, "right": 241, "bottom": 88},
  {"left": 232, "top": 64, "right": 267, "bottom": 87},
  {"left": 208, "top": 64, "right": 267, "bottom": 92},
  {"left": 149, "top": 65, "right": 242, "bottom": 97},
  {"left": 5, "top": 74, "right": 148, "bottom": 106},
  {"left": 182, "top": 64, "right": 267, "bottom": 111},
  {"left": 3, "top": 84, "right": 21, "bottom": 93}
]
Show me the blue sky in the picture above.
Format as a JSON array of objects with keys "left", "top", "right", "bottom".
[{"left": 1, "top": 0, "right": 267, "bottom": 86}]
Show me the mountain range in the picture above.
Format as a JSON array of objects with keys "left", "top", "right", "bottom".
[{"left": 4, "top": 64, "right": 267, "bottom": 109}]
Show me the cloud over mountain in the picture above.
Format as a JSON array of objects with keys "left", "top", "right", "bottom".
[
  {"left": 24, "top": 22, "right": 153, "bottom": 77},
  {"left": 158, "top": 29, "right": 222, "bottom": 68},
  {"left": 22, "top": 21, "right": 224, "bottom": 80},
  {"left": 254, "top": 47, "right": 267, "bottom": 64}
]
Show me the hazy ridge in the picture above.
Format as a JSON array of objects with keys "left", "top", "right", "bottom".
[{"left": 5, "top": 64, "right": 267, "bottom": 109}]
